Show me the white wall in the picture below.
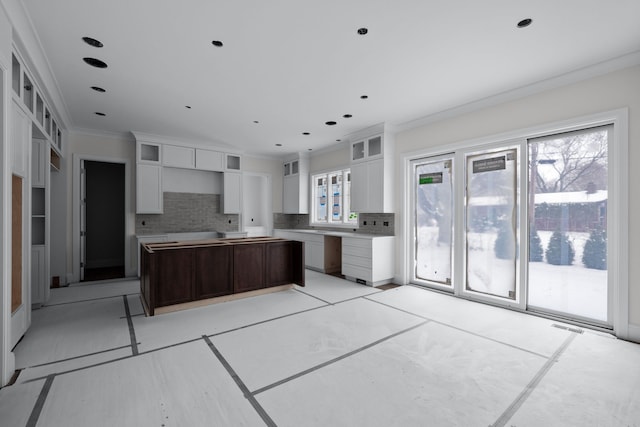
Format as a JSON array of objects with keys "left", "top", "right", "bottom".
[
  {"left": 242, "top": 155, "right": 282, "bottom": 213},
  {"left": 394, "top": 65, "right": 640, "bottom": 334},
  {"left": 309, "top": 146, "right": 349, "bottom": 174}
]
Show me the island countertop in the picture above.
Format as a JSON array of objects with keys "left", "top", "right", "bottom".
[{"left": 140, "top": 237, "right": 304, "bottom": 315}]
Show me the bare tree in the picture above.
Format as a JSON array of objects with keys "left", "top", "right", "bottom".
[{"left": 532, "top": 129, "right": 608, "bottom": 193}]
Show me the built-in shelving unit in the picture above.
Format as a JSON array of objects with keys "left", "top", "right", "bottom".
[{"left": 13, "top": 46, "right": 65, "bottom": 306}]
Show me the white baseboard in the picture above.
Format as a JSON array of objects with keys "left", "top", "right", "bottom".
[{"left": 627, "top": 324, "right": 640, "bottom": 344}]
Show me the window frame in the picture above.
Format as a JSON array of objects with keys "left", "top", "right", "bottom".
[{"left": 310, "top": 168, "right": 358, "bottom": 227}]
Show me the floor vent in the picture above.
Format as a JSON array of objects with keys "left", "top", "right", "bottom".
[{"left": 552, "top": 324, "right": 584, "bottom": 334}]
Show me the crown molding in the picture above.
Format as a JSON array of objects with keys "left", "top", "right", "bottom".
[{"left": 395, "top": 50, "right": 640, "bottom": 133}]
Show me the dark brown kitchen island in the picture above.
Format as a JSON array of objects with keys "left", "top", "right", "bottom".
[{"left": 140, "top": 237, "right": 305, "bottom": 315}]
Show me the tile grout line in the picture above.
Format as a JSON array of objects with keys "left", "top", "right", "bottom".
[
  {"left": 202, "top": 336, "right": 277, "bottom": 427},
  {"left": 25, "top": 374, "right": 55, "bottom": 427},
  {"left": 43, "top": 293, "right": 140, "bottom": 307},
  {"left": 122, "top": 295, "right": 139, "bottom": 355},
  {"left": 491, "top": 332, "right": 578, "bottom": 427},
  {"left": 252, "top": 320, "right": 430, "bottom": 396},
  {"left": 363, "top": 296, "right": 549, "bottom": 359}
]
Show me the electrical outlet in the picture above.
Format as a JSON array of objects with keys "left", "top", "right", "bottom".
[{"left": 383, "top": 221, "right": 389, "bottom": 226}]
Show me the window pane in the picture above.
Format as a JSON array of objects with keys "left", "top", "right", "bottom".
[
  {"left": 331, "top": 174, "right": 342, "bottom": 222},
  {"left": 415, "top": 158, "right": 453, "bottom": 285},
  {"left": 527, "top": 126, "right": 609, "bottom": 322},
  {"left": 316, "top": 176, "right": 327, "bottom": 222},
  {"left": 465, "top": 149, "right": 518, "bottom": 300}
]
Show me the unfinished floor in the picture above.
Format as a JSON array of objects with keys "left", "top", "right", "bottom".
[{"left": 1, "top": 270, "right": 639, "bottom": 426}]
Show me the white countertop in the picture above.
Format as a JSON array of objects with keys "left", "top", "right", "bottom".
[{"left": 275, "top": 229, "right": 393, "bottom": 239}]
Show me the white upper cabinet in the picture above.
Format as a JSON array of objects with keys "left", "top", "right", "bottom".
[
  {"left": 11, "top": 100, "right": 30, "bottom": 177},
  {"left": 282, "top": 154, "right": 309, "bottom": 214},
  {"left": 162, "top": 144, "right": 195, "bottom": 169},
  {"left": 223, "top": 172, "right": 242, "bottom": 214},
  {"left": 12, "top": 51, "right": 65, "bottom": 157},
  {"left": 195, "top": 149, "right": 223, "bottom": 171},
  {"left": 348, "top": 124, "right": 394, "bottom": 213},
  {"left": 136, "top": 164, "right": 163, "bottom": 214},
  {"left": 31, "top": 139, "right": 47, "bottom": 187}
]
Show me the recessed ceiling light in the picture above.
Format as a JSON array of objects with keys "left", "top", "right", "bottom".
[
  {"left": 253, "top": 120, "right": 259, "bottom": 124},
  {"left": 95, "top": 112, "right": 106, "bottom": 116},
  {"left": 343, "top": 114, "right": 352, "bottom": 118},
  {"left": 275, "top": 143, "right": 282, "bottom": 146},
  {"left": 211, "top": 40, "right": 224, "bottom": 47},
  {"left": 357, "top": 28, "right": 368, "bottom": 35},
  {"left": 325, "top": 121, "right": 337, "bottom": 126},
  {"left": 360, "top": 95, "right": 368, "bottom": 99},
  {"left": 82, "top": 37, "right": 103, "bottom": 48},
  {"left": 336, "top": 139, "right": 341, "bottom": 142},
  {"left": 302, "top": 132, "right": 310, "bottom": 135},
  {"left": 308, "top": 148, "right": 313, "bottom": 151},
  {"left": 185, "top": 105, "right": 192, "bottom": 109},
  {"left": 83, "top": 57, "right": 108, "bottom": 68},
  {"left": 517, "top": 18, "right": 532, "bottom": 28},
  {"left": 91, "top": 86, "right": 106, "bottom": 93}
]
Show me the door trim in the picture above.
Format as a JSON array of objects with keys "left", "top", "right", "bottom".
[{"left": 72, "top": 154, "right": 132, "bottom": 283}]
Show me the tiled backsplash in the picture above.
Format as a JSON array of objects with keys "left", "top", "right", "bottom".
[
  {"left": 136, "top": 192, "right": 239, "bottom": 235},
  {"left": 273, "top": 213, "right": 394, "bottom": 235}
]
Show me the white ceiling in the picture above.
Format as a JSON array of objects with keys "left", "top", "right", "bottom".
[{"left": 22, "top": 0, "right": 640, "bottom": 157}]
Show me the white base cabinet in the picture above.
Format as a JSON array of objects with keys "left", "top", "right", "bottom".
[
  {"left": 274, "top": 230, "right": 394, "bottom": 284},
  {"left": 342, "top": 236, "right": 395, "bottom": 286}
]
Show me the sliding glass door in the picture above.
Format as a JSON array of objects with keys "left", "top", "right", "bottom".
[
  {"left": 527, "top": 126, "right": 611, "bottom": 325},
  {"left": 410, "top": 124, "right": 613, "bottom": 326}
]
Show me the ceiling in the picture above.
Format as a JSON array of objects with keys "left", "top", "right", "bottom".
[{"left": 21, "top": 0, "right": 640, "bottom": 157}]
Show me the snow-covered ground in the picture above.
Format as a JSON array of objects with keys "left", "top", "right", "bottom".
[{"left": 416, "top": 227, "right": 607, "bottom": 321}]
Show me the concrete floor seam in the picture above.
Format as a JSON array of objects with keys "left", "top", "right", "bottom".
[
  {"left": 123, "top": 295, "right": 139, "bottom": 356},
  {"left": 202, "top": 336, "right": 277, "bottom": 427},
  {"left": 251, "top": 320, "right": 430, "bottom": 396},
  {"left": 365, "top": 295, "right": 552, "bottom": 359},
  {"left": 26, "top": 374, "right": 55, "bottom": 427},
  {"left": 491, "top": 333, "right": 578, "bottom": 427}
]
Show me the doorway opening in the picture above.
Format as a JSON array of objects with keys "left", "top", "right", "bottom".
[{"left": 81, "top": 160, "right": 125, "bottom": 281}]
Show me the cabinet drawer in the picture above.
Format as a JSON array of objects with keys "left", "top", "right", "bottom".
[
  {"left": 343, "top": 254, "right": 372, "bottom": 269},
  {"left": 342, "top": 244, "right": 371, "bottom": 258},
  {"left": 342, "top": 264, "right": 372, "bottom": 282},
  {"left": 342, "top": 237, "right": 372, "bottom": 249}
]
